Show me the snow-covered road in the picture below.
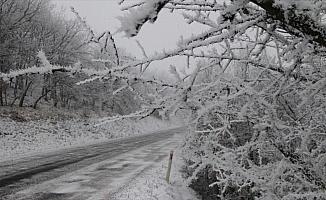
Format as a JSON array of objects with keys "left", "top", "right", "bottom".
[{"left": 0, "top": 127, "right": 185, "bottom": 200}]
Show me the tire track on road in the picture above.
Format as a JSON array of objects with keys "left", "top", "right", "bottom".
[{"left": 0, "top": 128, "right": 182, "bottom": 199}]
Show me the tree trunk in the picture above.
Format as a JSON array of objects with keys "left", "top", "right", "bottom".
[
  {"left": 67, "top": 98, "right": 71, "bottom": 110},
  {"left": 51, "top": 76, "right": 58, "bottom": 107},
  {"left": 59, "top": 85, "right": 65, "bottom": 108},
  {"left": 43, "top": 74, "right": 49, "bottom": 101},
  {"left": 14, "top": 78, "right": 18, "bottom": 98},
  {"left": 53, "top": 88, "right": 58, "bottom": 107},
  {"left": 33, "top": 89, "right": 51, "bottom": 109},
  {"left": 4, "top": 82, "right": 7, "bottom": 106},
  {"left": 0, "top": 79, "right": 3, "bottom": 106},
  {"left": 18, "top": 80, "right": 33, "bottom": 107},
  {"left": 10, "top": 97, "right": 19, "bottom": 107}
]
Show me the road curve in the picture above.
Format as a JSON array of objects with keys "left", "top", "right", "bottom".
[{"left": 0, "top": 127, "right": 184, "bottom": 200}]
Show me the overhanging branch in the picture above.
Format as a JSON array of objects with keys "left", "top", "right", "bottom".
[{"left": 250, "top": 0, "right": 326, "bottom": 47}]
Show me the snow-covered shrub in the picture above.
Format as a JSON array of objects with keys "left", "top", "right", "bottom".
[{"left": 116, "top": 0, "right": 326, "bottom": 199}]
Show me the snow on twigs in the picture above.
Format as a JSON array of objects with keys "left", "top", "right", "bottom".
[
  {"left": 117, "top": 0, "right": 170, "bottom": 37},
  {"left": 0, "top": 51, "right": 80, "bottom": 81},
  {"left": 117, "top": 0, "right": 326, "bottom": 199}
]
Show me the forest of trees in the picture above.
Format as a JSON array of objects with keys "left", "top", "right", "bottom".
[
  {"left": 1, "top": 0, "right": 326, "bottom": 199},
  {"left": 0, "top": 0, "right": 144, "bottom": 116}
]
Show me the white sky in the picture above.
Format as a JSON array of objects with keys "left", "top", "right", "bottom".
[{"left": 52, "top": 0, "right": 206, "bottom": 78}]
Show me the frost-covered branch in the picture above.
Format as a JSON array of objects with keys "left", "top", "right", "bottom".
[
  {"left": 118, "top": 0, "right": 170, "bottom": 37},
  {"left": 250, "top": 0, "right": 326, "bottom": 47},
  {"left": 0, "top": 51, "right": 80, "bottom": 81},
  {"left": 114, "top": 1, "right": 326, "bottom": 198}
]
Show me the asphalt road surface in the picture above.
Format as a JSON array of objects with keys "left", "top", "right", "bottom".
[{"left": 0, "top": 127, "right": 184, "bottom": 200}]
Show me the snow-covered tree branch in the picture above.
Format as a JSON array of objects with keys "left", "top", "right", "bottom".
[{"left": 116, "top": 0, "right": 326, "bottom": 199}]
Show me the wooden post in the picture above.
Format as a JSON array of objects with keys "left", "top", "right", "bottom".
[{"left": 166, "top": 150, "right": 174, "bottom": 183}]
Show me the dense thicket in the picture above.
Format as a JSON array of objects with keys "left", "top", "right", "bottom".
[{"left": 117, "top": 0, "right": 326, "bottom": 199}]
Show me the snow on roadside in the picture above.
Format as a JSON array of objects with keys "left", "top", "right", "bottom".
[
  {"left": 12, "top": 128, "right": 195, "bottom": 200},
  {"left": 0, "top": 116, "right": 181, "bottom": 162},
  {"left": 111, "top": 146, "right": 199, "bottom": 200}
]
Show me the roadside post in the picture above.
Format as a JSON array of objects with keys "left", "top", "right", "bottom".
[{"left": 166, "top": 150, "right": 174, "bottom": 183}]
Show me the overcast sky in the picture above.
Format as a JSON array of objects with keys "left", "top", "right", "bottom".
[{"left": 52, "top": 0, "right": 205, "bottom": 78}]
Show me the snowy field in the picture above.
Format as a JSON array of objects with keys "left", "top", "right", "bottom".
[{"left": 0, "top": 116, "right": 181, "bottom": 162}]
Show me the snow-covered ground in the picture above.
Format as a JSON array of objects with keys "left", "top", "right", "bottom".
[
  {"left": 0, "top": 116, "right": 181, "bottom": 162},
  {"left": 9, "top": 131, "right": 198, "bottom": 200},
  {"left": 111, "top": 149, "right": 198, "bottom": 200}
]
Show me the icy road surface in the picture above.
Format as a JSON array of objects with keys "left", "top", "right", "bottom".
[{"left": 0, "top": 127, "right": 185, "bottom": 200}]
